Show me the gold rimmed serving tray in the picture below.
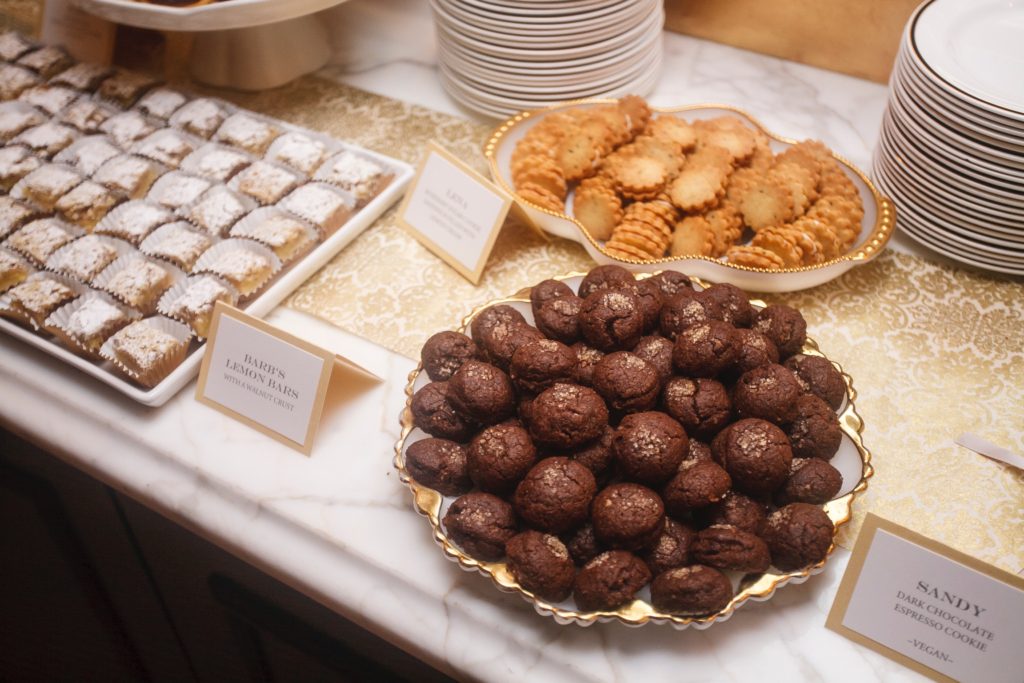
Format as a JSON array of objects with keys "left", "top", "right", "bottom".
[
  {"left": 393, "top": 271, "right": 874, "bottom": 628},
  {"left": 484, "top": 101, "right": 896, "bottom": 293}
]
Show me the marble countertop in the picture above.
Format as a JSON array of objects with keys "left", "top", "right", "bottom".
[{"left": 0, "top": 2, "right": 936, "bottom": 681}]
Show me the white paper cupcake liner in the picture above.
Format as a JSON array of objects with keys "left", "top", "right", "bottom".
[
  {"left": 43, "top": 290, "right": 140, "bottom": 359},
  {"left": 228, "top": 206, "right": 319, "bottom": 264},
  {"left": 92, "top": 252, "right": 185, "bottom": 314},
  {"left": 9, "top": 162, "right": 85, "bottom": 210},
  {"left": 99, "top": 315, "right": 193, "bottom": 388},
  {"left": 94, "top": 199, "right": 175, "bottom": 246},
  {"left": 146, "top": 171, "right": 213, "bottom": 210},
  {"left": 179, "top": 185, "right": 256, "bottom": 237},
  {"left": 130, "top": 128, "right": 205, "bottom": 170},
  {"left": 139, "top": 220, "right": 218, "bottom": 273},
  {"left": 276, "top": 182, "right": 356, "bottom": 235},
  {"left": 265, "top": 129, "right": 341, "bottom": 176},
  {"left": 156, "top": 273, "right": 239, "bottom": 339},
  {"left": 169, "top": 97, "right": 237, "bottom": 140},
  {"left": 227, "top": 159, "right": 303, "bottom": 206},
  {"left": 192, "top": 237, "right": 281, "bottom": 299},
  {"left": 0, "top": 270, "right": 85, "bottom": 330},
  {"left": 313, "top": 148, "right": 395, "bottom": 207},
  {"left": 3, "top": 217, "right": 85, "bottom": 267},
  {"left": 179, "top": 141, "right": 255, "bottom": 183},
  {"left": 44, "top": 233, "right": 135, "bottom": 284}
]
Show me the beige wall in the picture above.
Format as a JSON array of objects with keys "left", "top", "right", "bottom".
[{"left": 664, "top": 0, "right": 921, "bottom": 83}]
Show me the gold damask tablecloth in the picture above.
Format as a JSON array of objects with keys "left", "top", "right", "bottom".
[{"left": 215, "top": 78, "right": 1022, "bottom": 574}]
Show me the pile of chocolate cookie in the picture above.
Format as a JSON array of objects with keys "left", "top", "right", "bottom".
[{"left": 405, "top": 264, "right": 848, "bottom": 617}]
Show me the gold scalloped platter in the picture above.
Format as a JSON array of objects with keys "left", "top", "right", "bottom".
[
  {"left": 393, "top": 272, "right": 874, "bottom": 629},
  {"left": 484, "top": 101, "right": 896, "bottom": 293}
]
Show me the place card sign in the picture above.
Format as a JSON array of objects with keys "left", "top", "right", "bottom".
[
  {"left": 196, "top": 302, "right": 378, "bottom": 455},
  {"left": 398, "top": 141, "right": 512, "bottom": 284},
  {"left": 827, "top": 513, "right": 1024, "bottom": 682}
]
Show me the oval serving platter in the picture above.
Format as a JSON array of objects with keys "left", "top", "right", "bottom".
[
  {"left": 393, "top": 272, "right": 874, "bottom": 629},
  {"left": 484, "top": 102, "right": 896, "bottom": 293}
]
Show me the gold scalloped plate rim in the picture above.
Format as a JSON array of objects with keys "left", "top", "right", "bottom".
[
  {"left": 483, "top": 99, "right": 896, "bottom": 275},
  {"left": 393, "top": 272, "right": 874, "bottom": 628}
]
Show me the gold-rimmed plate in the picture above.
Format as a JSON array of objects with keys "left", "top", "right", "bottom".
[
  {"left": 484, "top": 102, "right": 896, "bottom": 293},
  {"left": 393, "top": 272, "right": 874, "bottom": 628}
]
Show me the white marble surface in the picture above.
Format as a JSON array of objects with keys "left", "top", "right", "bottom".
[{"left": 0, "top": 3, "right": 943, "bottom": 681}]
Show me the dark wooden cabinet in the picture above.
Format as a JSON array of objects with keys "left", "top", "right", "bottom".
[{"left": 0, "top": 431, "right": 454, "bottom": 683}]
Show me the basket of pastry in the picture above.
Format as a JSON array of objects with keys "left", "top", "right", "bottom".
[
  {"left": 395, "top": 264, "right": 872, "bottom": 628},
  {"left": 484, "top": 98, "right": 895, "bottom": 292}
]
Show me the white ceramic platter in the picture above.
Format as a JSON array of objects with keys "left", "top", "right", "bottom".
[
  {"left": 913, "top": 0, "right": 1024, "bottom": 117},
  {"left": 71, "top": 0, "right": 348, "bottom": 31},
  {"left": 879, "top": 120, "right": 1024, "bottom": 214},
  {"left": 485, "top": 102, "right": 894, "bottom": 292},
  {"left": 1, "top": 136, "right": 413, "bottom": 407},
  {"left": 874, "top": 149, "right": 1024, "bottom": 247}
]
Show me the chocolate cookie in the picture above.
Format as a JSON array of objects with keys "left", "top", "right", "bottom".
[
  {"left": 411, "top": 381, "right": 476, "bottom": 441},
  {"left": 672, "top": 320, "right": 741, "bottom": 378},
  {"left": 447, "top": 360, "right": 516, "bottom": 425},
  {"left": 579, "top": 288, "right": 644, "bottom": 351},
  {"left": 647, "top": 270, "right": 693, "bottom": 299},
  {"left": 443, "top": 492, "right": 517, "bottom": 562},
  {"left": 562, "top": 522, "right": 604, "bottom": 566},
  {"left": 696, "top": 491, "right": 767, "bottom": 535},
  {"left": 662, "top": 377, "right": 732, "bottom": 439},
  {"left": 592, "top": 351, "right": 660, "bottom": 413},
  {"left": 732, "top": 363, "right": 803, "bottom": 424},
  {"left": 699, "top": 282, "right": 754, "bottom": 328},
  {"left": 591, "top": 483, "right": 666, "bottom": 551},
  {"left": 505, "top": 530, "right": 576, "bottom": 603},
  {"left": 513, "top": 457, "right": 597, "bottom": 534},
  {"left": 733, "top": 328, "right": 780, "bottom": 376},
  {"left": 566, "top": 425, "right": 615, "bottom": 483},
  {"left": 534, "top": 294, "right": 583, "bottom": 344},
  {"left": 650, "top": 565, "right": 733, "bottom": 615},
  {"left": 625, "top": 278, "right": 664, "bottom": 332},
  {"left": 478, "top": 320, "right": 546, "bottom": 370},
  {"left": 578, "top": 264, "right": 634, "bottom": 299},
  {"left": 470, "top": 304, "right": 526, "bottom": 345},
  {"left": 631, "top": 334, "right": 675, "bottom": 385},
  {"left": 612, "top": 411, "right": 688, "bottom": 485},
  {"left": 691, "top": 524, "right": 770, "bottom": 573},
  {"left": 752, "top": 304, "right": 807, "bottom": 358},
  {"left": 571, "top": 342, "right": 604, "bottom": 386},
  {"left": 659, "top": 288, "right": 709, "bottom": 339},
  {"left": 662, "top": 459, "right": 732, "bottom": 516},
  {"left": 530, "top": 278, "right": 574, "bottom": 313},
  {"left": 784, "top": 353, "right": 846, "bottom": 410},
  {"left": 510, "top": 338, "right": 577, "bottom": 395},
  {"left": 529, "top": 383, "right": 609, "bottom": 450},
  {"left": 762, "top": 503, "right": 834, "bottom": 571},
  {"left": 777, "top": 458, "right": 843, "bottom": 505},
  {"left": 573, "top": 550, "right": 651, "bottom": 611},
  {"left": 685, "top": 439, "right": 714, "bottom": 464},
  {"left": 420, "top": 330, "right": 479, "bottom": 381},
  {"left": 713, "top": 418, "right": 793, "bottom": 496},
  {"left": 641, "top": 518, "right": 695, "bottom": 575},
  {"left": 787, "top": 393, "right": 843, "bottom": 460},
  {"left": 404, "top": 437, "right": 472, "bottom": 495},
  {"left": 468, "top": 423, "right": 537, "bottom": 495}
]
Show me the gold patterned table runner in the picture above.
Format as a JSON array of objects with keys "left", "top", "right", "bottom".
[{"left": 182, "top": 78, "right": 1024, "bottom": 574}]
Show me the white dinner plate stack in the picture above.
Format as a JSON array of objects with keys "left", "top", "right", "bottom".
[
  {"left": 872, "top": 0, "right": 1024, "bottom": 275},
  {"left": 430, "top": 0, "right": 663, "bottom": 119}
]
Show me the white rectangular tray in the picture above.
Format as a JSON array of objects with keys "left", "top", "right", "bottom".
[{"left": 0, "top": 148, "right": 412, "bottom": 407}]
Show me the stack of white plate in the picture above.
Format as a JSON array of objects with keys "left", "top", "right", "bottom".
[
  {"left": 431, "top": 0, "right": 663, "bottom": 119},
  {"left": 872, "top": 0, "right": 1024, "bottom": 275}
]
